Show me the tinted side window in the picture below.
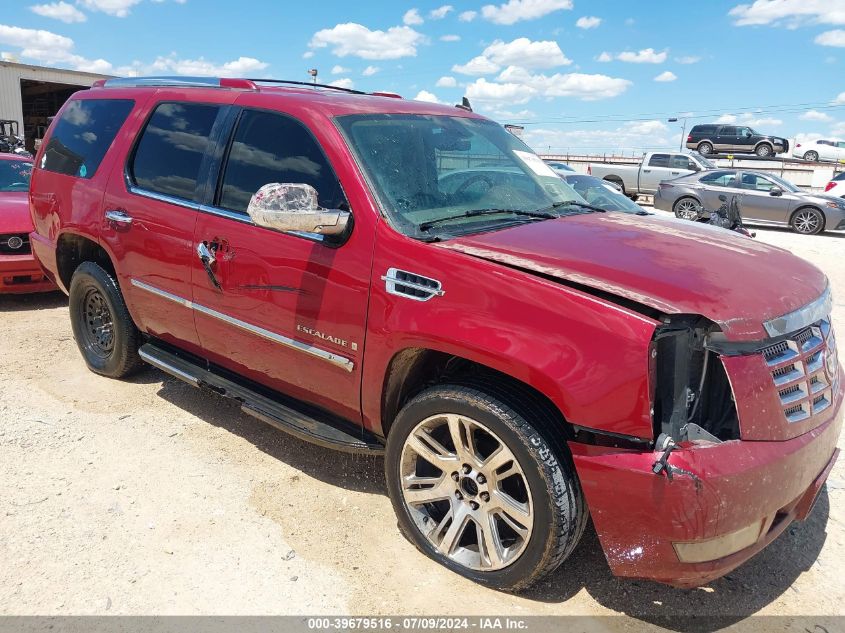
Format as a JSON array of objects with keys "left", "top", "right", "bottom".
[
  {"left": 130, "top": 103, "right": 220, "bottom": 200},
  {"left": 648, "top": 154, "right": 670, "bottom": 167},
  {"left": 720, "top": 126, "right": 738, "bottom": 136},
  {"left": 700, "top": 171, "right": 737, "bottom": 186},
  {"left": 42, "top": 99, "right": 133, "bottom": 178},
  {"left": 670, "top": 155, "right": 696, "bottom": 169},
  {"left": 218, "top": 109, "right": 346, "bottom": 213},
  {"left": 694, "top": 125, "right": 716, "bottom": 135}
]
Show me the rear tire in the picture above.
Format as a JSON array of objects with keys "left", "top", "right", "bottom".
[
  {"left": 803, "top": 151, "right": 819, "bottom": 162},
  {"left": 790, "top": 207, "right": 824, "bottom": 235},
  {"left": 673, "top": 196, "right": 701, "bottom": 220},
  {"left": 385, "top": 384, "right": 586, "bottom": 592},
  {"left": 756, "top": 143, "right": 773, "bottom": 157},
  {"left": 69, "top": 261, "right": 143, "bottom": 378},
  {"left": 697, "top": 142, "right": 713, "bottom": 156}
]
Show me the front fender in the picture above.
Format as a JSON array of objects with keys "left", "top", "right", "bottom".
[{"left": 362, "top": 224, "right": 660, "bottom": 439}]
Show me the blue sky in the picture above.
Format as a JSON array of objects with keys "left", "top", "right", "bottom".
[{"left": 2, "top": 0, "right": 844, "bottom": 153}]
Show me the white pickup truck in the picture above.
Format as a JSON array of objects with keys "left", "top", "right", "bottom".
[{"left": 588, "top": 151, "right": 714, "bottom": 198}]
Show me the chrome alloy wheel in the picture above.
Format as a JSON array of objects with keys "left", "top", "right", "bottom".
[
  {"left": 400, "top": 413, "right": 534, "bottom": 571},
  {"left": 674, "top": 198, "right": 700, "bottom": 220},
  {"left": 794, "top": 210, "right": 821, "bottom": 234}
]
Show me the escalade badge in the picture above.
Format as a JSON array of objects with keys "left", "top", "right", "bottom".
[{"left": 296, "top": 324, "right": 358, "bottom": 351}]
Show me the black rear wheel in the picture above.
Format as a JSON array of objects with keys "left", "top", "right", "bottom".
[
  {"left": 69, "top": 261, "right": 143, "bottom": 378},
  {"left": 697, "top": 142, "right": 713, "bottom": 155}
]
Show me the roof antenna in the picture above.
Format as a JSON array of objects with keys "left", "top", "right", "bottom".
[{"left": 456, "top": 96, "right": 472, "bottom": 112}]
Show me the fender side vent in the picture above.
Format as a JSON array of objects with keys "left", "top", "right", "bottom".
[{"left": 382, "top": 268, "right": 444, "bottom": 302}]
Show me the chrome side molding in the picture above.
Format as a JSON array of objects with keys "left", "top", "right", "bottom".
[{"left": 130, "top": 278, "right": 354, "bottom": 372}]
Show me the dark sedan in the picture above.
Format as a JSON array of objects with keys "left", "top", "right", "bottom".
[{"left": 654, "top": 169, "right": 845, "bottom": 235}]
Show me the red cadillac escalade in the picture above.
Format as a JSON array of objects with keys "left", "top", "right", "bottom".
[{"left": 29, "top": 77, "right": 841, "bottom": 591}]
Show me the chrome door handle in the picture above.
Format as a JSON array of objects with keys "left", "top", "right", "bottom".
[
  {"left": 105, "top": 209, "right": 133, "bottom": 225},
  {"left": 196, "top": 241, "right": 216, "bottom": 266},
  {"left": 196, "top": 241, "right": 221, "bottom": 290}
]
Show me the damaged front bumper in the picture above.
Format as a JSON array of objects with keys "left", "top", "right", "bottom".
[{"left": 569, "top": 370, "right": 842, "bottom": 588}]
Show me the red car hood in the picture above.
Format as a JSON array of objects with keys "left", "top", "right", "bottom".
[
  {"left": 0, "top": 192, "right": 34, "bottom": 234},
  {"left": 439, "top": 213, "right": 828, "bottom": 341}
]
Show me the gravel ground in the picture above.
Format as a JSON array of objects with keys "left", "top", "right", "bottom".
[{"left": 1, "top": 220, "right": 843, "bottom": 631}]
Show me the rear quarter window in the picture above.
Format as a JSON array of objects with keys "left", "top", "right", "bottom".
[
  {"left": 129, "top": 102, "right": 221, "bottom": 201},
  {"left": 41, "top": 99, "right": 134, "bottom": 179}
]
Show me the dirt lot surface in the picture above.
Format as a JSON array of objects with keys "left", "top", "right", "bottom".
[{"left": 1, "top": 221, "right": 843, "bottom": 630}]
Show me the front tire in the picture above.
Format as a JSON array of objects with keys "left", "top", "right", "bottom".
[
  {"left": 697, "top": 142, "right": 713, "bottom": 156},
  {"left": 790, "top": 207, "right": 824, "bottom": 235},
  {"left": 803, "top": 151, "right": 819, "bottom": 162},
  {"left": 756, "top": 143, "right": 773, "bottom": 157},
  {"left": 385, "top": 384, "right": 586, "bottom": 592},
  {"left": 69, "top": 261, "right": 143, "bottom": 378}
]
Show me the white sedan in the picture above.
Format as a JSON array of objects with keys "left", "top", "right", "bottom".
[{"left": 792, "top": 138, "right": 845, "bottom": 162}]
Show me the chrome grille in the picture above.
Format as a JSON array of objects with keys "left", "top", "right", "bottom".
[{"left": 762, "top": 317, "right": 839, "bottom": 423}]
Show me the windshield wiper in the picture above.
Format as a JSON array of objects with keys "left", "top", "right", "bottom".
[
  {"left": 540, "top": 200, "right": 607, "bottom": 214},
  {"left": 418, "top": 208, "right": 556, "bottom": 232}
]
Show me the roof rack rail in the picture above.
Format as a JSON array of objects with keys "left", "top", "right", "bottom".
[
  {"left": 244, "top": 78, "right": 367, "bottom": 95},
  {"left": 98, "top": 76, "right": 256, "bottom": 90}
]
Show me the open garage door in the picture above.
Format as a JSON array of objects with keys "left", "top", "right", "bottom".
[{"left": 19, "top": 79, "right": 85, "bottom": 153}]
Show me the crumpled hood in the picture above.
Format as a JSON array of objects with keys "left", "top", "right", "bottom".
[
  {"left": 439, "top": 213, "right": 828, "bottom": 341},
  {"left": 0, "top": 192, "right": 34, "bottom": 234}
]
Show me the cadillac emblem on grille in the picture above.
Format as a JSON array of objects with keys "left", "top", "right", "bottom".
[{"left": 763, "top": 318, "right": 837, "bottom": 423}]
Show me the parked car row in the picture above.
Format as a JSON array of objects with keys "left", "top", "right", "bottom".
[
  {"left": 686, "top": 124, "right": 789, "bottom": 157},
  {"left": 654, "top": 168, "right": 845, "bottom": 234},
  {"left": 587, "top": 151, "right": 714, "bottom": 198},
  {"left": 792, "top": 139, "right": 845, "bottom": 163}
]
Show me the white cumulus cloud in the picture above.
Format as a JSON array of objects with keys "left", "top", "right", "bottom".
[
  {"left": 78, "top": 0, "right": 142, "bottom": 17},
  {"left": 362, "top": 65, "right": 380, "bottom": 76},
  {"left": 453, "top": 37, "right": 571, "bottom": 75},
  {"left": 575, "top": 16, "right": 601, "bottom": 29},
  {"left": 617, "top": 48, "right": 668, "bottom": 63},
  {"left": 728, "top": 0, "right": 845, "bottom": 27},
  {"left": 403, "top": 8, "right": 424, "bottom": 25},
  {"left": 467, "top": 68, "right": 631, "bottom": 103},
  {"left": 331, "top": 64, "right": 350, "bottom": 74},
  {"left": 481, "top": 0, "right": 573, "bottom": 25},
  {"left": 330, "top": 78, "right": 355, "bottom": 89},
  {"left": 833, "top": 92, "right": 845, "bottom": 104},
  {"left": 30, "top": 2, "right": 87, "bottom": 23},
  {"left": 429, "top": 5, "right": 453, "bottom": 19},
  {"left": 800, "top": 110, "right": 833, "bottom": 121},
  {"left": 440, "top": 34, "right": 461, "bottom": 41},
  {"left": 459, "top": 10, "right": 477, "bottom": 21},
  {"left": 815, "top": 30, "right": 845, "bottom": 46},
  {"left": 453, "top": 55, "right": 502, "bottom": 75},
  {"left": 654, "top": 70, "right": 677, "bottom": 82},
  {"left": 414, "top": 90, "right": 442, "bottom": 103},
  {"left": 310, "top": 23, "right": 425, "bottom": 60},
  {"left": 676, "top": 55, "right": 701, "bottom": 64},
  {"left": 436, "top": 75, "right": 457, "bottom": 87}
]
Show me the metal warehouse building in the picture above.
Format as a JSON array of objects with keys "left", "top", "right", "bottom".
[{"left": 0, "top": 61, "right": 110, "bottom": 153}]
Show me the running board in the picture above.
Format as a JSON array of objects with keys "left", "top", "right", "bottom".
[{"left": 138, "top": 343, "right": 384, "bottom": 455}]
